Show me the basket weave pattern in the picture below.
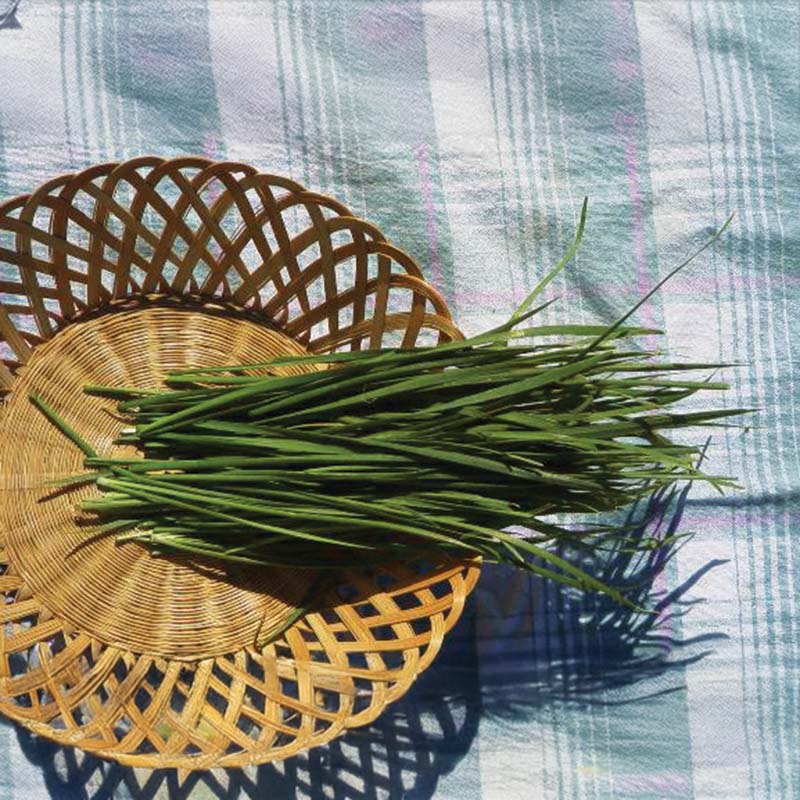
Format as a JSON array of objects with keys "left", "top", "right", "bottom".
[{"left": 0, "top": 157, "right": 479, "bottom": 770}]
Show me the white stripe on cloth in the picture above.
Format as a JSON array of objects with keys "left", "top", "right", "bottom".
[{"left": 636, "top": 1, "right": 761, "bottom": 797}]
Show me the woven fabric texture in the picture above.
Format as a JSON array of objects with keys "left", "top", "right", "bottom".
[{"left": 0, "top": 1, "right": 797, "bottom": 797}]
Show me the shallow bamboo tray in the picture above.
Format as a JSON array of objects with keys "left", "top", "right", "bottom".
[{"left": 0, "top": 157, "right": 480, "bottom": 772}]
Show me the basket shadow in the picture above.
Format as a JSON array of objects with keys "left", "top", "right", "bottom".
[
  {"left": 10, "top": 483, "right": 726, "bottom": 799},
  {"left": 0, "top": 0, "right": 20, "bottom": 30},
  {"left": 10, "top": 606, "right": 482, "bottom": 800}
]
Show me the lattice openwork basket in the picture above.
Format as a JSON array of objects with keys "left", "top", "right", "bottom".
[{"left": 0, "top": 157, "right": 480, "bottom": 772}]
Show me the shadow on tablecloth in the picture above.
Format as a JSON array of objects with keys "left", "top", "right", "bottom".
[
  {"left": 12, "top": 484, "right": 727, "bottom": 800},
  {"left": 12, "top": 622, "right": 482, "bottom": 800}
]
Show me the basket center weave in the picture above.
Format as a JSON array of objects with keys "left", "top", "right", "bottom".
[{"left": 0, "top": 305, "right": 318, "bottom": 660}]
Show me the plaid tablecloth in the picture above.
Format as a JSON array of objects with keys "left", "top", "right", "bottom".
[{"left": 1, "top": 1, "right": 797, "bottom": 798}]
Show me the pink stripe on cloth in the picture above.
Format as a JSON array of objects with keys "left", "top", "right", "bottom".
[
  {"left": 417, "top": 143, "right": 444, "bottom": 292},
  {"left": 614, "top": 113, "right": 652, "bottom": 315}
]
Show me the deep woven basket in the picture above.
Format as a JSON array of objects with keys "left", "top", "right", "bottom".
[{"left": 0, "top": 156, "right": 480, "bottom": 773}]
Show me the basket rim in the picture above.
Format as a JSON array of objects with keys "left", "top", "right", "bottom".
[{"left": 0, "top": 157, "right": 479, "bottom": 771}]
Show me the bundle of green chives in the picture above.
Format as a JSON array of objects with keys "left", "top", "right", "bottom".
[{"left": 34, "top": 205, "right": 745, "bottom": 608}]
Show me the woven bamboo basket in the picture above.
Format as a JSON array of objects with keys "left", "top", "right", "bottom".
[{"left": 0, "top": 156, "right": 480, "bottom": 773}]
